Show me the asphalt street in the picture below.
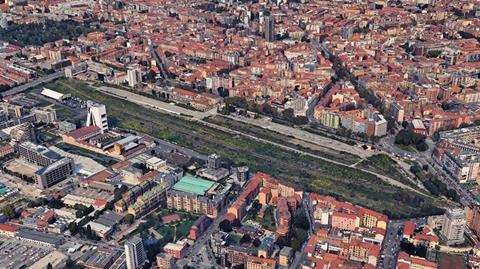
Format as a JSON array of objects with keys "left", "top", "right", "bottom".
[{"left": 2, "top": 70, "right": 64, "bottom": 96}]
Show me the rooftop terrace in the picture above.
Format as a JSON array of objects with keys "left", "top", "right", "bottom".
[{"left": 172, "top": 176, "right": 215, "bottom": 195}]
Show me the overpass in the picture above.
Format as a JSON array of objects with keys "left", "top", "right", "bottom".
[{"left": 2, "top": 70, "right": 65, "bottom": 97}]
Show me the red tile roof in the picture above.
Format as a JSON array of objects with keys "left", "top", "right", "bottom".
[
  {"left": 403, "top": 221, "right": 415, "bottom": 237},
  {"left": 0, "top": 224, "right": 17, "bottom": 233},
  {"left": 66, "top": 125, "right": 101, "bottom": 140}
]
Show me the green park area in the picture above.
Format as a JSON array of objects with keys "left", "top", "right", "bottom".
[
  {"left": 0, "top": 20, "right": 95, "bottom": 47},
  {"left": 45, "top": 78, "right": 445, "bottom": 218},
  {"left": 358, "top": 154, "right": 414, "bottom": 187},
  {"left": 124, "top": 208, "right": 196, "bottom": 261},
  {"left": 128, "top": 208, "right": 196, "bottom": 241},
  {"left": 244, "top": 203, "right": 276, "bottom": 232},
  {"left": 53, "top": 105, "right": 75, "bottom": 120}
]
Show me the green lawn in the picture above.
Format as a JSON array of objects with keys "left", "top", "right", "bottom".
[
  {"left": 229, "top": 233, "right": 242, "bottom": 244},
  {"left": 395, "top": 143, "right": 417, "bottom": 153},
  {"left": 245, "top": 205, "right": 276, "bottom": 231},
  {"left": 44, "top": 78, "right": 445, "bottom": 219},
  {"left": 53, "top": 105, "right": 75, "bottom": 120},
  {"left": 129, "top": 210, "right": 196, "bottom": 243}
]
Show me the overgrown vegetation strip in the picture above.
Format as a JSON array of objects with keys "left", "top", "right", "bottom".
[{"left": 47, "top": 79, "right": 445, "bottom": 218}]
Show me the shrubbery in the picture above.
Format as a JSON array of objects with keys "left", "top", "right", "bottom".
[{"left": 395, "top": 129, "right": 428, "bottom": 151}]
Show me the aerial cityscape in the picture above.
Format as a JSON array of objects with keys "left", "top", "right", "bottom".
[{"left": 0, "top": 0, "right": 479, "bottom": 268}]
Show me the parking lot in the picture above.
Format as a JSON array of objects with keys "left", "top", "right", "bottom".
[
  {"left": 4, "top": 158, "right": 39, "bottom": 178},
  {"left": 0, "top": 240, "right": 51, "bottom": 269},
  {"left": 0, "top": 172, "right": 43, "bottom": 200}
]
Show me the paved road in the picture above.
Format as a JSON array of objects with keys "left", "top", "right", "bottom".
[
  {"left": 378, "top": 220, "right": 403, "bottom": 269},
  {"left": 97, "top": 86, "right": 208, "bottom": 119},
  {"left": 290, "top": 193, "right": 314, "bottom": 269},
  {"left": 2, "top": 70, "right": 64, "bottom": 96},
  {"left": 150, "top": 45, "right": 171, "bottom": 80},
  {"left": 379, "top": 132, "right": 477, "bottom": 207},
  {"left": 424, "top": 159, "right": 477, "bottom": 207},
  {"left": 178, "top": 194, "right": 235, "bottom": 268}
]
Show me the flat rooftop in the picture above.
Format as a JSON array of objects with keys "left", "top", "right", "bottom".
[{"left": 172, "top": 176, "right": 215, "bottom": 195}]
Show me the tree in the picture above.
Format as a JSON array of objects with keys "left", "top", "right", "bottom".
[
  {"left": 290, "top": 228, "right": 307, "bottom": 251},
  {"left": 27, "top": 200, "right": 39, "bottom": 208},
  {"left": 395, "top": 129, "right": 427, "bottom": 149},
  {"left": 292, "top": 116, "right": 308, "bottom": 125},
  {"left": 48, "top": 198, "right": 65, "bottom": 209},
  {"left": 293, "top": 209, "right": 310, "bottom": 230},
  {"left": 416, "top": 141, "right": 429, "bottom": 152},
  {"left": 48, "top": 216, "right": 56, "bottom": 224},
  {"left": 47, "top": 263, "right": 53, "bottom": 269},
  {"left": 68, "top": 221, "right": 78, "bottom": 235},
  {"left": 232, "top": 218, "right": 242, "bottom": 228},
  {"left": 410, "top": 165, "right": 422, "bottom": 175},
  {"left": 251, "top": 200, "right": 262, "bottom": 211},
  {"left": 282, "top": 108, "right": 295, "bottom": 121},
  {"left": 426, "top": 50, "right": 441, "bottom": 58},
  {"left": 219, "top": 219, "right": 232, "bottom": 233},
  {"left": 395, "top": 129, "right": 412, "bottom": 145},
  {"left": 2, "top": 204, "right": 15, "bottom": 218},
  {"left": 0, "top": 20, "right": 94, "bottom": 47},
  {"left": 253, "top": 238, "right": 261, "bottom": 247},
  {"left": 86, "top": 225, "right": 92, "bottom": 237},
  {"left": 240, "top": 234, "right": 251, "bottom": 244},
  {"left": 65, "top": 258, "right": 75, "bottom": 268},
  {"left": 145, "top": 70, "right": 157, "bottom": 83},
  {"left": 124, "top": 213, "right": 135, "bottom": 225},
  {"left": 275, "top": 236, "right": 288, "bottom": 248}
]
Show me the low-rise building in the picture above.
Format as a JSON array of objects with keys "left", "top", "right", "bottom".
[
  {"left": 245, "top": 255, "right": 276, "bottom": 269},
  {"left": 78, "top": 247, "right": 120, "bottom": 269},
  {"left": 0, "top": 223, "right": 17, "bottom": 237},
  {"left": 189, "top": 215, "right": 212, "bottom": 241},
  {"left": 278, "top": 246, "right": 293, "bottom": 267},
  {"left": 16, "top": 229, "right": 64, "bottom": 247},
  {"left": 156, "top": 253, "right": 176, "bottom": 269},
  {"left": 163, "top": 242, "right": 187, "bottom": 259},
  {"left": 396, "top": 252, "right": 437, "bottom": 269}
]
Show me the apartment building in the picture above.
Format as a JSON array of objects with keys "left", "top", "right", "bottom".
[
  {"left": 166, "top": 176, "right": 228, "bottom": 218},
  {"left": 127, "top": 184, "right": 168, "bottom": 218},
  {"left": 17, "top": 142, "right": 74, "bottom": 189},
  {"left": 245, "top": 255, "right": 276, "bottom": 269},
  {"left": 441, "top": 207, "right": 466, "bottom": 245}
]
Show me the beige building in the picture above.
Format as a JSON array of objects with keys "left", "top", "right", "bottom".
[
  {"left": 156, "top": 253, "right": 176, "bottom": 269},
  {"left": 278, "top": 247, "right": 293, "bottom": 267},
  {"left": 441, "top": 207, "right": 466, "bottom": 245},
  {"left": 315, "top": 108, "right": 340, "bottom": 129},
  {"left": 128, "top": 184, "right": 168, "bottom": 217},
  {"left": 166, "top": 190, "right": 221, "bottom": 218}
]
